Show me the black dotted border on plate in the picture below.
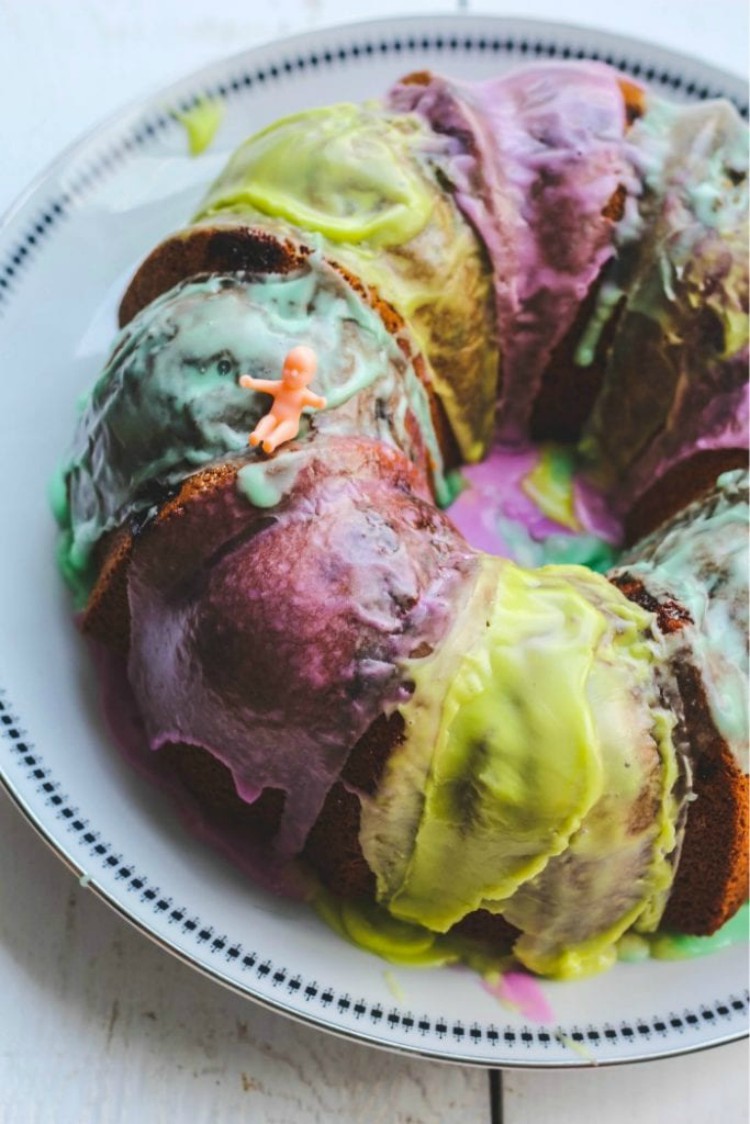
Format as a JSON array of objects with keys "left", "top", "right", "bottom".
[
  {"left": 0, "top": 30, "right": 747, "bottom": 314},
  {"left": 2, "top": 689, "right": 748, "bottom": 1053},
  {"left": 1, "top": 31, "right": 749, "bottom": 1054}
]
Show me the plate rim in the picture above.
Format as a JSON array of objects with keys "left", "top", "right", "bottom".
[
  {"left": 1, "top": 11, "right": 747, "bottom": 232},
  {"left": 1, "top": 12, "right": 748, "bottom": 1068},
  {"left": 2, "top": 771, "right": 747, "bottom": 1070}
]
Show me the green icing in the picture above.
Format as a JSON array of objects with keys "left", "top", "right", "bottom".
[
  {"left": 574, "top": 280, "right": 623, "bottom": 368},
  {"left": 195, "top": 104, "right": 435, "bottom": 248},
  {"left": 635, "top": 98, "right": 749, "bottom": 237},
  {"left": 175, "top": 97, "right": 224, "bottom": 156},
  {"left": 577, "top": 96, "right": 749, "bottom": 377},
  {"left": 616, "top": 469, "right": 749, "bottom": 761},
  {"left": 649, "top": 903, "right": 749, "bottom": 960},
  {"left": 236, "top": 452, "right": 306, "bottom": 509},
  {"left": 618, "top": 903, "right": 749, "bottom": 963},
  {"left": 616, "top": 933, "right": 651, "bottom": 964},
  {"left": 57, "top": 264, "right": 445, "bottom": 598},
  {"left": 193, "top": 103, "right": 499, "bottom": 465},
  {"left": 539, "top": 534, "right": 617, "bottom": 573}
]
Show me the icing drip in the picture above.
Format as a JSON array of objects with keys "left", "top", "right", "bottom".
[
  {"left": 580, "top": 98, "right": 750, "bottom": 509},
  {"left": 388, "top": 62, "right": 641, "bottom": 441},
  {"left": 360, "top": 558, "right": 683, "bottom": 979},
  {"left": 613, "top": 469, "right": 750, "bottom": 767},
  {"left": 55, "top": 263, "right": 445, "bottom": 602},
  {"left": 175, "top": 97, "right": 224, "bottom": 156},
  {"left": 194, "top": 101, "right": 499, "bottom": 462}
]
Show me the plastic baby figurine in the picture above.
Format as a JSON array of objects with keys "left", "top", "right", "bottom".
[{"left": 240, "top": 345, "right": 327, "bottom": 454}]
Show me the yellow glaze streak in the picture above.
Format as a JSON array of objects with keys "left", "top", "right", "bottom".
[
  {"left": 196, "top": 104, "right": 435, "bottom": 248},
  {"left": 379, "top": 561, "right": 608, "bottom": 931},
  {"left": 360, "top": 561, "right": 682, "bottom": 977},
  {"left": 175, "top": 98, "right": 224, "bottom": 156},
  {"left": 194, "top": 104, "right": 499, "bottom": 463},
  {"left": 506, "top": 575, "right": 681, "bottom": 978},
  {"left": 521, "top": 444, "right": 581, "bottom": 531}
]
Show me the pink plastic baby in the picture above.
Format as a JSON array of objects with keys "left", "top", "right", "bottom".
[{"left": 240, "top": 345, "right": 327, "bottom": 454}]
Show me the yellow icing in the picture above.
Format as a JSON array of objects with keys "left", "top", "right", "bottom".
[
  {"left": 313, "top": 892, "right": 461, "bottom": 968},
  {"left": 196, "top": 104, "right": 435, "bottom": 248},
  {"left": 193, "top": 103, "right": 499, "bottom": 463},
  {"left": 521, "top": 445, "right": 582, "bottom": 530},
  {"left": 506, "top": 577, "right": 681, "bottom": 978},
  {"left": 359, "top": 560, "right": 682, "bottom": 977},
  {"left": 175, "top": 98, "right": 224, "bottom": 156}
]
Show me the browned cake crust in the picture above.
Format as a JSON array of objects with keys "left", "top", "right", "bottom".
[
  {"left": 82, "top": 527, "right": 133, "bottom": 655},
  {"left": 303, "top": 713, "right": 401, "bottom": 899},
  {"left": 611, "top": 573, "right": 749, "bottom": 934},
  {"left": 529, "top": 274, "right": 624, "bottom": 442},
  {"left": 85, "top": 451, "right": 748, "bottom": 949},
  {"left": 118, "top": 222, "right": 309, "bottom": 327},
  {"left": 157, "top": 741, "right": 286, "bottom": 839},
  {"left": 82, "top": 462, "right": 239, "bottom": 649},
  {"left": 118, "top": 219, "right": 461, "bottom": 469},
  {"left": 662, "top": 663, "right": 749, "bottom": 934},
  {"left": 157, "top": 711, "right": 519, "bottom": 949},
  {"left": 624, "top": 447, "right": 749, "bottom": 544}
]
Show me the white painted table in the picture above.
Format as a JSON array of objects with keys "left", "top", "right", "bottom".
[{"left": 1, "top": 2, "right": 748, "bottom": 1120}]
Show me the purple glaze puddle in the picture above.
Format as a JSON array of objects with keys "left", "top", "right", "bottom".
[
  {"left": 91, "top": 639, "right": 311, "bottom": 899},
  {"left": 448, "top": 442, "right": 621, "bottom": 564}
]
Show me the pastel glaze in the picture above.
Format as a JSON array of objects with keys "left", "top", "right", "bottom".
[
  {"left": 581, "top": 97, "right": 750, "bottom": 510},
  {"left": 388, "top": 62, "right": 640, "bottom": 442},
  {"left": 194, "top": 102, "right": 499, "bottom": 462},
  {"left": 360, "top": 558, "right": 683, "bottom": 979},
  {"left": 125, "top": 437, "right": 477, "bottom": 860},
  {"left": 197, "top": 105, "right": 437, "bottom": 248},
  {"left": 53, "top": 260, "right": 445, "bottom": 602},
  {"left": 612, "top": 469, "right": 750, "bottom": 768},
  {"left": 388, "top": 65, "right": 748, "bottom": 506},
  {"left": 175, "top": 97, "right": 224, "bottom": 156},
  {"left": 447, "top": 443, "right": 620, "bottom": 569}
]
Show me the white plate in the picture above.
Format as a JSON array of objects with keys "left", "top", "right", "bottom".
[{"left": 0, "top": 15, "right": 747, "bottom": 1068}]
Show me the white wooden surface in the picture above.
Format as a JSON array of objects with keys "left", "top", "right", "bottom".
[
  {"left": 0, "top": 793, "right": 490, "bottom": 1123},
  {"left": 1, "top": 2, "right": 748, "bottom": 1121}
]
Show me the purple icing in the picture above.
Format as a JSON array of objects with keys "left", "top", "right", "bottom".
[
  {"left": 92, "top": 640, "right": 310, "bottom": 897},
  {"left": 388, "top": 62, "right": 641, "bottom": 442},
  {"left": 125, "top": 437, "right": 476, "bottom": 861},
  {"left": 448, "top": 442, "right": 621, "bottom": 561},
  {"left": 449, "top": 445, "right": 563, "bottom": 556}
]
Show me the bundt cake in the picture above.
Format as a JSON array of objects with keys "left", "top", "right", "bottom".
[{"left": 52, "top": 60, "right": 749, "bottom": 980}]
